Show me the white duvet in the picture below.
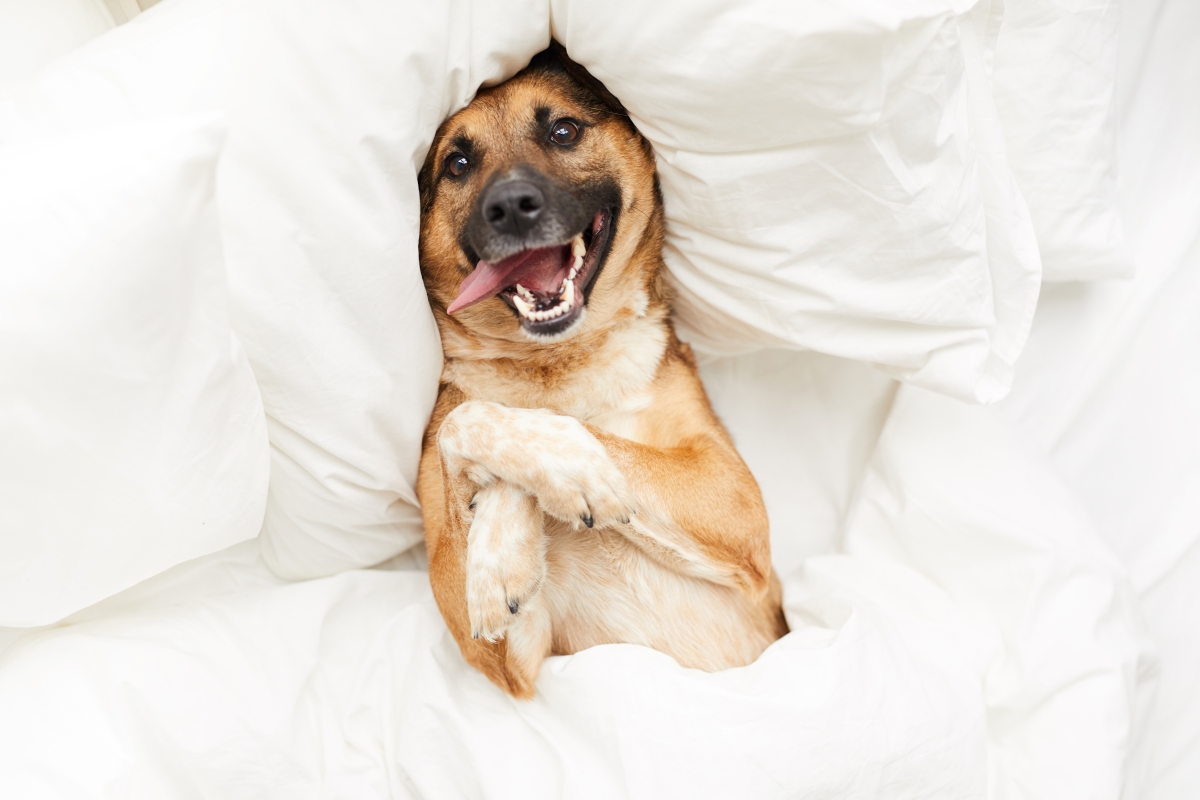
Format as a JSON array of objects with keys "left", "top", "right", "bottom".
[
  {"left": 0, "top": 0, "right": 1196, "bottom": 797},
  {"left": 0, "top": 363, "right": 1151, "bottom": 800}
]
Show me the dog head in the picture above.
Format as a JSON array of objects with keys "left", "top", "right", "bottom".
[{"left": 418, "top": 44, "right": 666, "bottom": 349}]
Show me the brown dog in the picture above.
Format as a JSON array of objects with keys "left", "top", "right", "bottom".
[{"left": 416, "top": 44, "right": 786, "bottom": 699}]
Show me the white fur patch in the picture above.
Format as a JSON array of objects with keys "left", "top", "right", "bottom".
[{"left": 442, "top": 312, "right": 668, "bottom": 426}]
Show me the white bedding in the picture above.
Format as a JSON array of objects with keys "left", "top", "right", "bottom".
[
  {"left": 0, "top": 361, "right": 1152, "bottom": 800},
  {"left": 1000, "top": 0, "right": 1200, "bottom": 793},
  {"left": 0, "top": 548, "right": 995, "bottom": 799},
  {"left": 0, "top": 114, "right": 269, "bottom": 626},
  {"left": 1, "top": 0, "right": 1197, "bottom": 797}
]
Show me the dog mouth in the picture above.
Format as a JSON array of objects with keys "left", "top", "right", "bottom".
[{"left": 447, "top": 209, "right": 614, "bottom": 338}]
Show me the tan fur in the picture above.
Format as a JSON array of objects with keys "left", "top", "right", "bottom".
[{"left": 417, "top": 54, "right": 786, "bottom": 699}]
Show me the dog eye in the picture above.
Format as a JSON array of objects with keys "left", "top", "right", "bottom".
[
  {"left": 549, "top": 119, "right": 580, "bottom": 146},
  {"left": 445, "top": 152, "right": 471, "bottom": 177}
]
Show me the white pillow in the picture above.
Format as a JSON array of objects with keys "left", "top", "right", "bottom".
[
  {"left": 214, "top": 1, "right": 547, "bottom": 578},
  {"left": 0, "top": 0, "right": 115, "bottom": 88},
  {"left": 0, "top": 0, "right": 549, "bottom": 580},
  {"left": 551, "top": 0, "right": 1043, "bottom": 403},
  {"left": 0, "top": 114, "right": 269, "bottom": 626},
  {"left": 990, "top": 0, "right": 1131, "bottom": 281}
]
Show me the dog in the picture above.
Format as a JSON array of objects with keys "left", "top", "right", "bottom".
[{"left": 416, "top": 44, "right": 787, "bottom": 699}]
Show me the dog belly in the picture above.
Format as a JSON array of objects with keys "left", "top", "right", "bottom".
[{"left": 539, "top": 524, "right": 776, "bottom": 671}]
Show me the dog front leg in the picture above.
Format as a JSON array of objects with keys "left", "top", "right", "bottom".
[
  {"left": 440, "top": 400, "right": 767, "bottom": 597},
  {"left": 438, "top": 400, "right": 638, "bottom": 530},
  {"left": 464, "top": 481, "right": 552, "bottom": 684},
  {"left": 427, "top": 443, "right": 551, "bottom": 699}
]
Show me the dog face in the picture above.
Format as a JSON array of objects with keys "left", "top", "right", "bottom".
[{"left": 418, "top": 47, "right": 664, "bottom": 346}]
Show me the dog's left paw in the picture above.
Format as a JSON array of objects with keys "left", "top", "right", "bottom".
[
  {"left": 524, "top": 439, "right": 635, "bottom": 531},
  {"left": 466, "top": 482, "right": 546, "bottom": 642}
]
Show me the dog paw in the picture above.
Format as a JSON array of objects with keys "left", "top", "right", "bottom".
[
  {"left": 530, "top": 446, "right": 636, "bottom": 531},
  {"left": 441, "top": 402, "right": 637, "bottom": 531},
  {"left": 466, "top": 482, "right": 546, "bottom": 642}
]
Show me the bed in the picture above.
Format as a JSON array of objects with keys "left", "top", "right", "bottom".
[{"left": 0, "top": 0, "right": 1195, "bottom": 797}]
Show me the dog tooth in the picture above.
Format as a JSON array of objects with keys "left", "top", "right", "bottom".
[
  {"left": 562, "top": 279, "right": 575, "bottom": 307},
  {"left": 512, "top": 294, "right": 532, "bottom": 317},
  {"left": 571, "top": 234, "right": 586, "bottom": 259}
]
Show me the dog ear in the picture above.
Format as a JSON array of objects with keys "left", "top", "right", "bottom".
[{"left": 548, "top": 41, "right": 629, "bottom": 117}]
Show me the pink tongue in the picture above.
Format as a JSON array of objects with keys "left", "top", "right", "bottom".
[{"left": 447, "top": 245, "right": 568, "bottom": 314}]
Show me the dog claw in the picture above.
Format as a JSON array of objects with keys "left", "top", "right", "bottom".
[
  {"left": 581, "top": 512, "right": 594, "bottom": 529},
  {"left": 468, "top": 494, "right": 477, "bottom": 511},
  {"left": 620, "top": 516, "right": 630, "bottom": 525},
  {"left": 508, "top": 599, "right": 519, "bottom": 614}
]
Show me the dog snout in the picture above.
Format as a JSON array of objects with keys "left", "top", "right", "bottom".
[
  {"left": 467, "top": 168, "right": 584, "bottom": 262},
  {"left": 483, "top": 179, "right": 545, "bottom": 238}
]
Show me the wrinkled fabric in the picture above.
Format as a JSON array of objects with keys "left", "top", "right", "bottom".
[
  {"left": 1000, "top": 0, "right": 1200, "bottom": 793},
  {"left": 990, "top": 0, "right": 1129, "bottom": 280},
  {"left": 0, "top": 548, "right": 991, "bottom": 800},
  {"left": 553, "top": 0, "right": 1042, "bottom": 403}
]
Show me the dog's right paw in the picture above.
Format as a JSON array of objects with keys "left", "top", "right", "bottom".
[
  {"left": 440, "top": 401, "right": 636, "bottom": 530},
  {"left": 466, "top": 482, "right": 546, "bottom": 642}
]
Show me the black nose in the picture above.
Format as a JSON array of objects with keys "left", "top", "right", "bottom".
[{"left": 482, "top": 180, "right": 545, "bottom": 237}]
